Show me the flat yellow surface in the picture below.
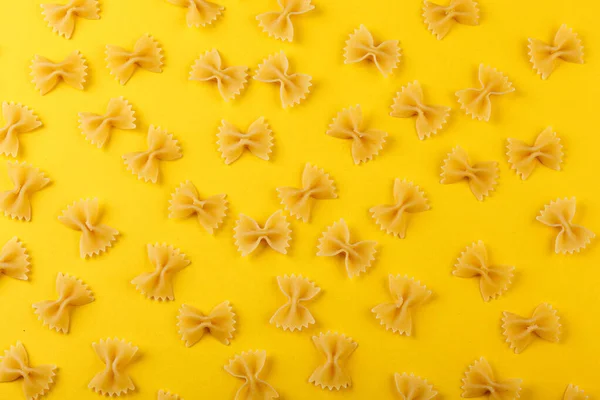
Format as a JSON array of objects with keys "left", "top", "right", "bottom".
[{"left": 1, "top": 0, "right": 599, "bottom": 399}]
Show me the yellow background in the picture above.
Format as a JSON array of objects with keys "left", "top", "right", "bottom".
[{"left": 0, "top": 0, "right": 599, "bottom": 398}]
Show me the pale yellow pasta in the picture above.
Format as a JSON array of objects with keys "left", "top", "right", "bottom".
[
  {"left": 158, "top": 390, "right": 183, "bottom": 400},
  {"left": 0, "top": 237, "right": 30, "bottom": 282},
  {"left": 344, "top": 25, "right": 400, "bottom": 76},
  {"left": 224, "top": 350, "right": 279, "bottom": 400},
  {"left": 254, "top": 52, "right": 312, "bottom": 108},
  {"left": 456, "top": 64, "right": 514, "bottom": 121},
  {"left": 502, "top": 303, "right": 561, "bottom": 354},
  {"left": 166, "top": 0, "right": 224, "bottom": 28},
  {"left": 309, "top": 332, "right": 357, "bottom": 390},
  {"left": 461, "top": 358, "right": 521, "bottom": 399},
  {"left": 78, "top": 97, "right": 136, "bottom": 148},
  {"left": 256, "top": 0, "right": 314, "bottom": 42},
  {"left": 177, "top": 301, "right": 236, "bottom": 346},
  {"left": 169, "top": 181, "right": 228, "bottom": 234},
  {"left": 537, "top": 197, "right": 594, "bottom": 254},
  {"left": 0, "top": 162, "right": 51, "bottom": 222},
  {"left": 0, "top": 103, "right": 42, "bottom": 157},
  {"left": 217, "top": 117, "right": 273, "bottom": 165},
  {"left": 31, "top": 51, "right": 87, "bottom": 95},
  {"left": 394, "top": 373, "right": 438, "bottom": 400},
  {"left": 234, "top": 210, "right": 291, "bottom": 256},
  {"left": 440, "top": 146, "right": 498, "bottom": 201},
  {"left": 507, "top": 127, "right": 563, "bottom": 180},
  {"left": 106, "top": 34, "right": 163, "bottom": 85},
  {"left": 422, "top": 0, "right": 479, "bottom": 40},
  {"left": 0, "top": 342, "right": 57, "bottom": 400},
  {"left": 564, "top": 384, "right": 588, "bottom": 400},
  {"left": 88, "top": 338, "right": 138, "bottom": 397},
  {"left": 41, "top": 0, "right": 100, "bottom": 39},
  {"left": 189, "top": 49, "right": 248, "bottom": 101},
  {"left": 270, "top": 275, "right": 320, "bottom": 332},
  {"left": 529, "top": 25, "right": 584, "bottom": 80}
]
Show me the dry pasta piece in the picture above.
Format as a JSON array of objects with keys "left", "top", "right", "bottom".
[
  {"left": 277, "top": 163, "right": 337, "bottom": 222},
  {"left": 234, "top": 210, "right": 291, "bottom": 256},
  {"left": 440, "top": 146, "right": 498, "bottom": 201},
  {"left": 370, "top": 179, "right": 430, "bottom": 239},
  {"left": 158, "top": 390, "right": 182, "bottom": 400},
  {"left": 529, "top": 25, "right": 584, "bottom": 80},
  {"left": 564, "top": 385, "right": 588, "bottom": 400},
  {"left": 217, "top": 118, "right": 273, "bottom": 165},
  {"left": 166, "top": 0, "right": 224, "bottom": 28},
  {"left": 177, "top": 301, "right": 236, "bottom": 346},
  {"left": 536, "top": 197, "right": 594, "bottom": 254},
  {"left": 41, "top": 0, "right": 100, "bottom": 39},
  {"left": 309, "top": 332, "right": 357, "bottom": 390},
  {"left": 317, "top": 219, "right": 377, "bottom": 278},
  {"left": 502, "top": 303, "right": 561, "bottom": 354},
  {"left": 123, "top": 125, "right": 182, "bottom": 184},
  {"left": 254, "top": 52, "right": 312, "bottom": 108},
  {"left": 461, "top": 358, "right": 521, "bottom": 399},
  {"left": 506, "top": 127, "right": 563, "bottom": 180},
  {"left": 422, "top": 0, "right": 479, "bottom": 40},
  {"left": 390, "top": 81, "right": 451, "bottom": 140},
  {"left": 31, "top": 51, "right": 87, "bottom": 95},
  {"left": 106, "top": 34, "right": 163, "bottom": 85},
  {"left": 0, "top": 342, "right": 57, "bottom": 400},
  {"left": 131, "top": 243, "right": 190, "bottom": 301},
  {"left": 344, "top": 25, "right": 400, "bottom": 76},
  {"left": 326, "top": 105, "right": 387, "bottom": 164},
  {"left": 58, "top": 198, "right": 119, "bottom": 258},
  {"left": 270, "top": 274, "right": 320, "bottom": 332},
  {"left": 256, "top": 0, "right": 314, "bottom": 42},
  {"left": 88, "top": 338, "right": 138, "bottom": 397},
  {"left": 78, "top": 97, "right": 136, "bottom": 148},
  {"left": 456, "top": 65, "right": 514, "bottom": 121},
  {"left": 190, "top": 50, "right": 248, "bottom": 101},
  {"left": 0, "top": 162, "right": 50, "bottom": 222},
  {"left": 372, "top": 275, "right": 431, "bottom": 336},
  {"left": 394, "top": 373, "right": 437, "bottom": 400},
  {"left": 169, "top": 181, "right": 227, "bottom": 234},
  {"left": 224, "top": 350, "right": 279, "bottom": 400},
  {"left": 0, "top": 103, "right": 42, "bottom": 157},
  {"left": 0, "top": 237, "right": 30, "bottom": 282}
]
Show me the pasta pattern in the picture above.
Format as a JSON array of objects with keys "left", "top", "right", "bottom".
[
  {"left": 158, "top": 390, "right": 182, "bottom": 400},
  {"left": 344, "top": 25, "right": 401, "bottom": 76},
  {"left": 394, "top": 373, "right": 437, "bottom": 400},
  {"left": 233, "top": 210, "right": 291, "bottom": 256},
  {"left": 0, "top": 162, "right": 50, "bottom": 222},
  {"left": 41, "top": 0, "right": 100, "bottom": 39},
  {"left": 32, "top": 272, "right": 94, "bottom": 334},
  {"left": 422, "top": 0, "right": 479, "bottom": 40},
  {"left": 166, "top": 0, "right": 224, "bottom": 28},
  {"left": 177, "top": 301, "right": 236, "bottom": 346},
  {"left": 78, "top": 97, "right": 136, "bottom": 148},
  {"left": 254, "top": 52, "right": 312, "bottom": 108},
  {"left": 31, "top": 51, "right": 87, "bottom": 95},
  {"left": 502, "top": 303, "right": 561, "bottom": 354},
  {"left": 536, "top": 197, "right": 595, "bottom": 254},
  {"left": 369, "top": 179, "right": 429, "bottom": 239},
  {"left": 276, "top": 163, "right": 337, "bottom": 222},
  {"left": 106, "top": 34, "right": 163, "bottom": 85},
  {"left": 256, "top": 0, "right": 314, "bottom": 42},
  {"left": 0, "top": 237, "right": 30, "bottom": 282},
  {"left": 390, "top": 81, "right": 451, "bottom": 140},
  {"left": 326, "top": 105, "right": 388, "bottom": 164},
  {"left": 169, "top": 181, "right": 228, "bottom": 234},
  {"left": 456, "top": 64, "right": 515, "bottom": 121},
  {"left": 506, "top": 127, "right": 563, "bottom": 180},
  {"left": 88, "top": 338, "right": 138, "bottom": 397},
  {"left": 0, "top": 103, "right": 42, "bottom": 157},
  {"left": 564, "top": 385, "right": 588, "bottom": 400},
  {"left": 309, "top": 332, "right": 357, "bottom": 390},
  {"left": 217, "top": 118, "right": 273, "bottom": 164},
  {"left": 0, "top": 342, "right": 57, "bottom": 400},
  {"left": 461, "top": 358, "right": 521, "bottom": 399},
  {"left": 372, "top": 275, "right": 431, "bottom": 336},
  {"left": 58, "top": 198, "right": 119, "bottom": 258},
  {"left": 440, "top": 146, "right": 498, "bottom": 201},
  {"left": 317, "top": 219, "right": 377, "bottom": 278},
  {"left": 453, "top": 241, "right": 514, "bottom": 301},
  {"left": 123, "top": 125, "right": 182, "bottom": 183},
  {"left": 270, "top": 275, "right": 320, "bottom": 331},
  {"left": 189, "top": 49, "right": 248, "bottom": 101},
  {"left": 224, "top": 350, "right": 279, "bottom": 400},
  {"left": 131, "top": 243, "right": 191, "bottom": 301},
  {"left": 529, "top": 25, "right": 584, "bottom": 80}
]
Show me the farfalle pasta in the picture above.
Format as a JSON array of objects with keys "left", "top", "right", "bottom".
[
  {"left": 0, "top": 237, "right": 30, "bottom": 282},
  {"left": 32, "top": 272, "right": 94, "bottom": 334},
  {"left": 369, "top": 179, "right": 430, "bottom": 238},
  {"left": 456, "top": 65, "right": 514, "bottom": 121},
  {"left": 58, "top": 198, "right": 119, "bottom": 258},
  {"left": 564, "top": 385, "right": 588, "bottom": 400},
  {"left": 372, "top": 275, "right": 431, "bottom": 336},
  {"left": 0, "top": 342, "right": 57, "bottom": 400},
  {"left": 277, "top": 163, "right": 337, "bottom": 222},
  {"left": 254, "top": 52, "right": 312, "bottom": 108},
  {"left": 502, "top": 303, "right": 561, "bottom": 354},
  {"left": 507, "top": 127, "right": 563, "bottom": 180},
  {"left": 326, "top": 105, "right": 388, "bottom": 164},
  {"left": 217, "top": 117, "right": 273, "bottom": 165},
  {"left": 390, "top": 81, "right": 451, "bottom": 140},
  {"left": 440, "top": 146, "right": 498, "bottom": 201},
  {"left": 234, "top": 210, "right": 291, "bottom": 256},
  {"left": 317, "top": 219, "right": 377, "bottom": 278},
  {"left": 461, "top": 358, "right": 521, "bottom": 399},
  {"left": 169, "top": 181, "right": 227, "bottom": 234},
  {"left": 270, "top": 275, "right": 320, "bottom": 332},
  {"left": 131, "top": 243, "right": 191, "bottom": 301},
  {"left": 189, "top": 50, "right": 248, "bottom": 101},
  {"left": 224, "top": 350, "right": 279, "bottom": 400},
  {"left": 123, "top": 125, "right": 182, "bottom": 183},
  {"left": 0, "top": 162, "right": 50, "bottom": 221},
  {"left": 41, "top": 0, "right": 100, "bottom": 39},
  {"left": 536, "top": 197, "right": 594, "bottom": 254},
  {"left": 0, "top": 103, "right": 42, "bottom": 157},
  {"left": 106, "top": 34, "right": 163, "bottom": 85},
  {"left": 158, "top": 390, "right": 183, "bottom": 400},
  {"left": 256, "top": 0, "right": 314, "bottom": 42},
  {"left": 453, "top": 241, "right": 514, "bottom": 301},
  {"left": 344, "top": 25, "right": 400, "bottom": 76},
  {"left": 166, "top": 0, "right": 224, "bottom": 28},
  {"left": 177, "top": 301, "right": 236, "bottom": 346},
  {"left": 394, "top": 373, "right": 437, "bottom": 400},
  {"left": 88, "top": 338, "right": 138, "bottom": 397},
  {"left": 31, "top": 51, "right": 87, "bottom": 95},
  {"left": 422, "top": 0, "right": 479, "bottom": 40},
  {"left": 309, "top": 332, "right": 357, "bottom": 390},
  {"left": 529, "top": 25, "right": 584, "bottom": 80},
  {"left": 78, "top": 97, "right": 136, "bottom": 148}
]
